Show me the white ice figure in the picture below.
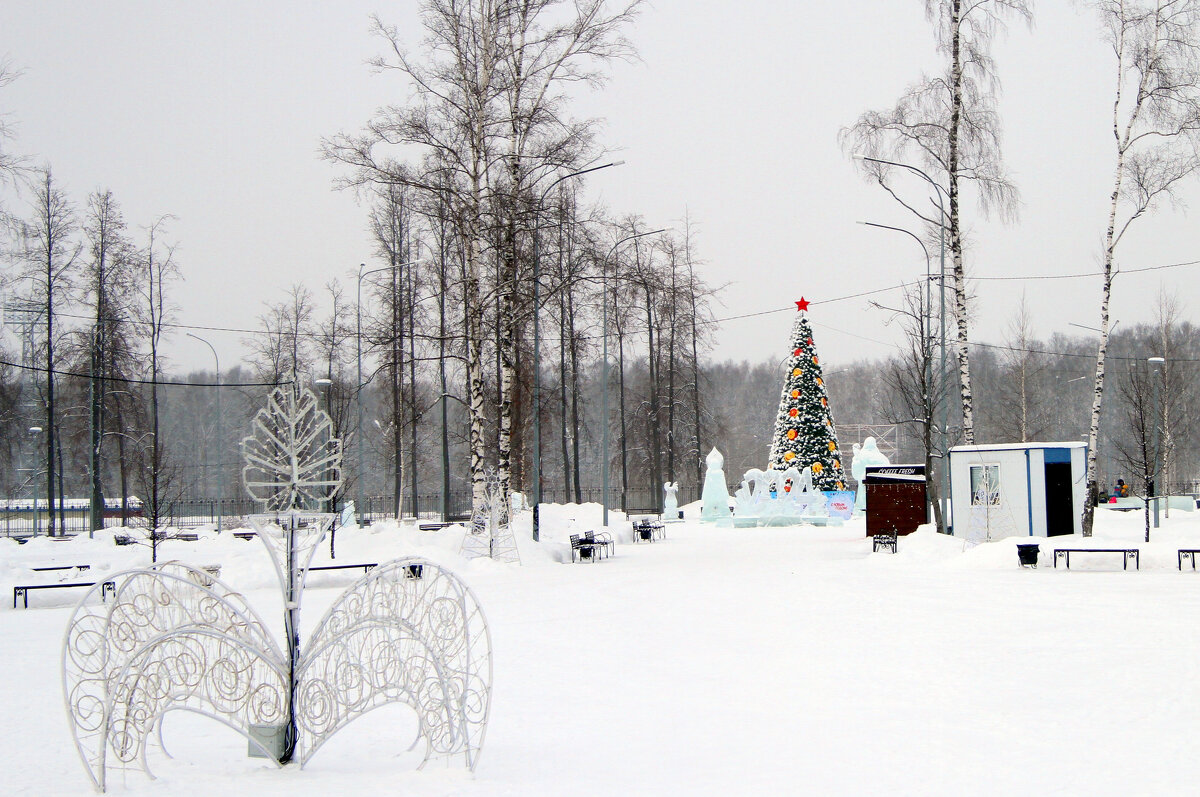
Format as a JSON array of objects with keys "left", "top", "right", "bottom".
[
  {"left": 663, "top": 481, "right": 680, "bottom": 519},
  {"left": 700, "top": 448, "right": 732, "bottom": 521},
  {"left": 851, "top": 437, "right": 890, "bottom": 513},
  {"left": 734, "top": 466, "right": 829, "bottom": 525}
]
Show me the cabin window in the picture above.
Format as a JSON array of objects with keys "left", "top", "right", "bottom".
[{"left": 969, "top": 464, "right": 1001, "bottom": 505}]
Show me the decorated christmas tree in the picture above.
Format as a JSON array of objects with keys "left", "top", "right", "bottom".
[{"left": 767, "top": 298, "right": 847, "bottom": 491}]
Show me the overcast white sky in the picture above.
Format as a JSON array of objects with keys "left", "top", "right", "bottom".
[{"left": 2, "top": 1, "right": 1198, "bottom": 376}]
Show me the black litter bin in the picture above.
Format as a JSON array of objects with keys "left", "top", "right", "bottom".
[{"left": 1016, "top": 543, "right": 1040, "bottom": 568}]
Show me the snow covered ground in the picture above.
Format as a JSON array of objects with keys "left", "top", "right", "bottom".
[{"left": 3, "top": 503, "right": 1199, "bottom": 796}]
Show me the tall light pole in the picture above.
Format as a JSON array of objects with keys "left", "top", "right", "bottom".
[
  {"left": 530, "top": 160, "right": 623, "bottom": 542},
  {"left": 857, "top": 220, "right": 940, "bottom": 531},
  {"left": 358, "top": 258, "right": 426, "bottom": 526},
  {"left": 1149, "top": 356, "right": 1165, "bottom": 530},
  {"left": 315, "top": 377, "right": 333, "bottom": 513},
  {"left": 29, "top": 426, "right": 42, "bottom": 537},
  {"left": 187, "top": 333, "right": 222, "bottom": 532},
  {"left": 854, "top": 154, "right": 949, "bottom": 529},
  {"left": 601, "top": 228, "right": 667, "bottom": 528}
]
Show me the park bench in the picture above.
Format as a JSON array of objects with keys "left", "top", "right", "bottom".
[
  {"left": 186, "top": 565, "right": 223, "bottom": 588},
  {"left": 1053, "top": 548, "right": 1140, "bottom": 570},
  {"left": 233, "top": 532, "right": 256, "bottom": 541},
  {"left": 307, "top": 562, "right": 378, "bottom": 576},
  {"left": 31, "top": 564, "right": 90, "bottom": 574},
  {"left": 14, "top": 579, "right": 116, "bottom": 609},
  {"left": 584, "top": 530, "right": 615, "bottom": 558},
  {"left": 632, "top": 518, "right": 665, "bottom": 543},
  {"left": 872, "top": 531, "right": 898, "bottom": 554},
  {"left": 570, "top": 534, "right": 603, "bottom": 563},
  {"left": 419, "top": 522, "right": 452, "bottom": 531},
  {"left": 113, "top": 532, "right": 199, "bottom": 546},
  {"left": 1178, "top": 549, "right": 1200, "bottom": 570}
]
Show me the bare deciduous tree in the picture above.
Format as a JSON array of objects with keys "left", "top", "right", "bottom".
[
  {"left": 843, "top": 0, "right": 1030, "bottom": 446},
  {"left": 82, "top": 189, "right": 136, "bottom": 531},
  {"left": 135, "top": 217, "right": 181, "bottom": 550},
  {"left": 325, "top": 1, "right": 640, "bottom": 520},
  {"left": 993, "top": 294, "right": 1049, "bottom": 442},
  {"left": 1113, "top": 361, "right": 1158, "bottom": 541},
  {"left": 1080, "top": 0, "right": 1200, "bottom": 535},
  {"left": 873, "top": 286, "right": 948, "bottom": 534},
  {"left": 19, "top": 169, "right": 80, "bottom": 534}
]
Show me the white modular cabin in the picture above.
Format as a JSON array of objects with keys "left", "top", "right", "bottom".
[{"left": 948, "top": 442, "right": 1088, "bottom": 539}]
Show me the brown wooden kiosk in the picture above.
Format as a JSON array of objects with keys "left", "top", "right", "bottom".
[{"left": 865, "top": 464, "right": 928, "bottom": 537}]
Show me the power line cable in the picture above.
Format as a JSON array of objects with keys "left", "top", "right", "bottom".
[{"left": 0, "top": 358, "right": 290, "bottom": 387}]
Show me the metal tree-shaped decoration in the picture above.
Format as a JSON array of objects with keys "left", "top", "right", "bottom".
[
  {"left": 63, "top": 388, "right": 493, "bottom": 792},
  {"left": 243, "top": 386, "right": 342, "bottom": 512},
  {"left": 460, "top": 471, "right": 520, "bottom": 564}
]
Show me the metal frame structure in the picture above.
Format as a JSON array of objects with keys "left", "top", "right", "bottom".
[
  {"left": 461, "top": 471, "right": 520, "bottom": 564},
  {"left": 242, "top": 386, "right": 343, "bottom": 512},
  {"left": 62, "top": 388, "right": 492, "bottom": 792}
]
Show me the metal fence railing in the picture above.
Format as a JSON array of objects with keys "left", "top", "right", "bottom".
[{"left": 0, "top": 485, "right": 705, "bottom": 539}]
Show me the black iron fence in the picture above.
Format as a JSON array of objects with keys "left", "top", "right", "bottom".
[{"left": 0, "top": 484, "right": 704, "bottom": 538}]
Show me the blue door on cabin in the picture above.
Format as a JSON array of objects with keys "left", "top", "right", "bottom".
[{"left": 1043, "top": 448, "right": 1074, "bottom": 536}]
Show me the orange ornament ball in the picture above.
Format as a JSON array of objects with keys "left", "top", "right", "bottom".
[
  {"left": 811, "top": 462, "right": 824, "bottom": 474},
  {"left": 787, "top": 429, "right": 797, "bottom": 440},
  {"left": 792, "top": 368, "right": 802, "bottom": 377},
  {"left": 791, "top": 390, "right": 800, "bottom": 399},
  {"left": 827, "top": 441, "right": 837, "bottom": 452},
  {"left": 789, "top": 408, "right": 799, "bottom": 418},
  {"left": 784, "top": 451, "right": 796, "bottom": 461}
]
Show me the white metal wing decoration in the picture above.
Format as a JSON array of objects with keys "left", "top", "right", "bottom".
[{"left": 63, "top": 388, "right": 492, "bottom": 793}]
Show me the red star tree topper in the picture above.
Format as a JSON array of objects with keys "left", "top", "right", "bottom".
[{"left": 766, "top": 299, "right": 846, "bottom": 490}]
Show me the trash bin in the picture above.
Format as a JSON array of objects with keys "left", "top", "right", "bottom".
[{"left": 1016, "top": 543, "right": 1040, "bottom": 568}]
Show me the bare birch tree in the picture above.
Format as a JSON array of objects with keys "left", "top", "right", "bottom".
[
  {"left": 843, "top": 0, "right": 1029, "bottom": 446},
  {"left": 325, "top": 4, "right": 507, "bottom": 516},
  {"left": 1079, "top": 0, "right": 1200, "bottom": 535},
  {"left": 325, "top": 1, "right": 639, "bottom": 519}
]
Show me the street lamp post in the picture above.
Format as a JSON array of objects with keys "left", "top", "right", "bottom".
[
  {"left": 29, "top": 426, "right": 42, "bottom": 537},
  {"left": 187, "top": 333, "right": 222, "bottom": 533},
  {"left": 601, "top": 228, "right": 667, "bottom": 528},
  {"left": 530, "top": 160, "right": 623, "bottom": 542},
  {"left": 1149, "top": 356, "right": 1165, "bottom": 530},
  {"left": 315, "top": 377, "right": 333, "bottom": 513},
  {"left": 854, "top": 154, "right": 949, "bottom": 530},
  {"left": 357, "top": 258, "right": 426, "bottom": 527},
  {"left": 857, "top": 220, "right": 940, "bottom": 532}
]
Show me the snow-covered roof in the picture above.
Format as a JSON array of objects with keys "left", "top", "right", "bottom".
[{"left": 949, "top": 441, "right": 1087, "bottom": 453}]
